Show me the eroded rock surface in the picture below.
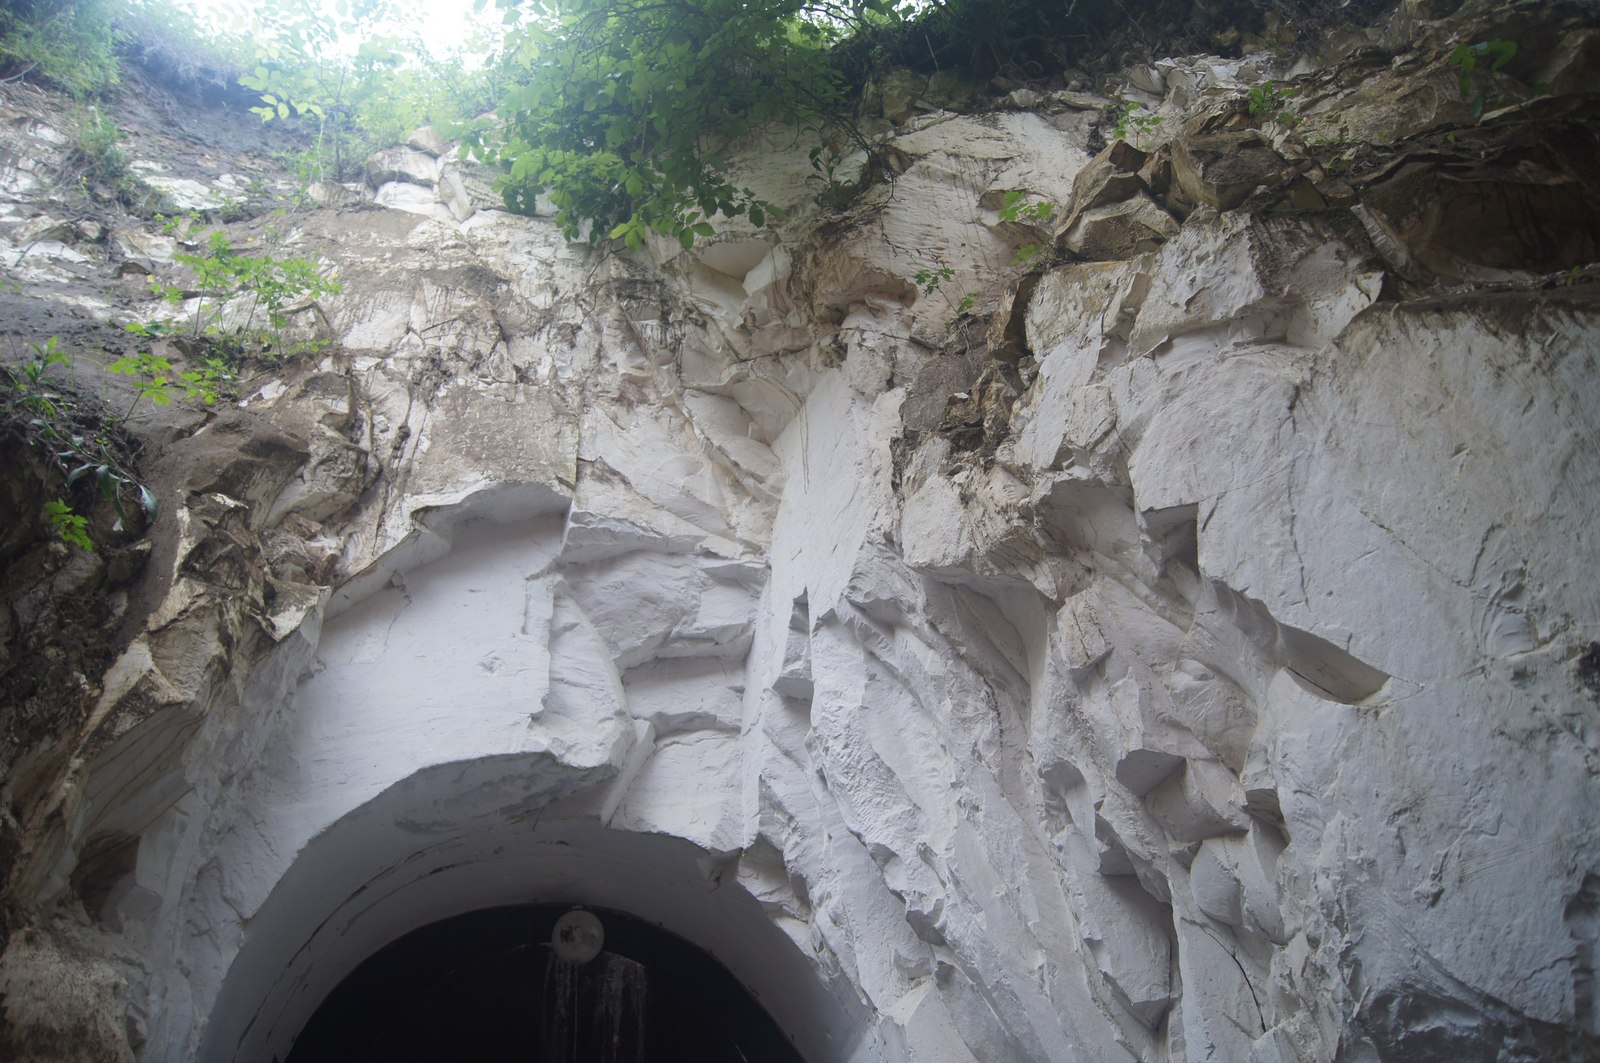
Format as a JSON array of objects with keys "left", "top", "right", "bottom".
[{"left": 2, "top": 1, "right": 1599, "bottom": 1060}]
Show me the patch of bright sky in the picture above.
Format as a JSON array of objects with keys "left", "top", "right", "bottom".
[{"left": 175, "top": 0, "right": 508, "bottom": 61}]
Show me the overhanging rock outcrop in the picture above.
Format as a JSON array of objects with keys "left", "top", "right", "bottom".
[{"left": 2, "top": 1, "right": 1599, "bottom": 1059}]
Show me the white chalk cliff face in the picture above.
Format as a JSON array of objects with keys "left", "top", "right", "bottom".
[{"left": 3, "top": 5, "right": 1599, "bottom": 1061}]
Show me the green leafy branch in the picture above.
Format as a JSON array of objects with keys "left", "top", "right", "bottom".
[
  {"left": 1246, "top": 80, "right": 1298, "bottom": 127},
  {"left": 914, "top": 264, "right": 954, "bottom": 298},
  {"left": 43, "top": 498, "right": 92, "bottom": 551},
  {"left": 5, "top": 336, "right": 74, "bottom": 422},
  {"left": 148, "top": 225, "right": 340, "bottom": 360},
  {"left": 1011, "top": 243, "right": 1049, "bottom": 268},
  {"left": 997, "top": 191, "right": 1056, "bottom": 269},
  {"left": 1107, "top": 98, "right": 1162, "bottom": 147},
  {"left": 1448, "top": 39, "right": 1518, "bottom": 119},
  {"left": 53, "top": 429, "right": 158, "bottom": 544},
  {"left": 0, "top": 337, "right": 155, "bottom": 550},
  {"left": 998, "top": 190, "right": 1056, "bottom": 226},
  {"left": 912, "top": 262, "right": 979, "bottom": 325},
  {"left": 107, "top": 350, "right": 232, "bottom": 422}
]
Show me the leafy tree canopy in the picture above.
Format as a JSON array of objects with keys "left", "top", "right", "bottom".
[{"left": 469, "top": 0, "right": 916, "bottom": 249}]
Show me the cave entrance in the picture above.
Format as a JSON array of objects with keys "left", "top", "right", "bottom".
[{"left": 286, "top": 903, "right": 801, "bottom": 1063}]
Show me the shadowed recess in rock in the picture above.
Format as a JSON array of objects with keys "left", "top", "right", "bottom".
[
  {"left": 285, "top": 904, "right": 801, "bottom": 1063},
  {"left": 1208, "top": 580, "right": 1390, "bottom": 704}
]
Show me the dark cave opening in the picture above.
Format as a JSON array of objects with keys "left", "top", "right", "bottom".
[{"left": 284, "top": 903, "right": 804, "bottom": 1063}]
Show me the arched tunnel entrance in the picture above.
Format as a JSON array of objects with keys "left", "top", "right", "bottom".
[
  {"left": 286, "top": 903, "right": 802, "bottom": 1062},
  {"left": 184, "top": 768, "right": 864, "bottom": 1056},
  {"left": 133, "top": 509, "right": 860, "bottom": 1061},
  {"left": 187, "top": 793, "right": 855, "bottom": 1062}
]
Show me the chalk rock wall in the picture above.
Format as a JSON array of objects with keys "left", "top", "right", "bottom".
[{"left": 3, "top": 2, "right": 1599, "bottom": 1060}]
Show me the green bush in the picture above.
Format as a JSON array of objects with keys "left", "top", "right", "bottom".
[
  {"left": 0, "top": 0, "right": 122, "bottom": 97},
  {"left": 471, "top": 0, "right": 912, "bottom": 249},
  {"left": 69, "top": 105, "right": 130, "bottom": 188}
]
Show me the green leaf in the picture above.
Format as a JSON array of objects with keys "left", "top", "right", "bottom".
[{"left": 45, "top": 499, "right": 92, "bottom": 551}]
